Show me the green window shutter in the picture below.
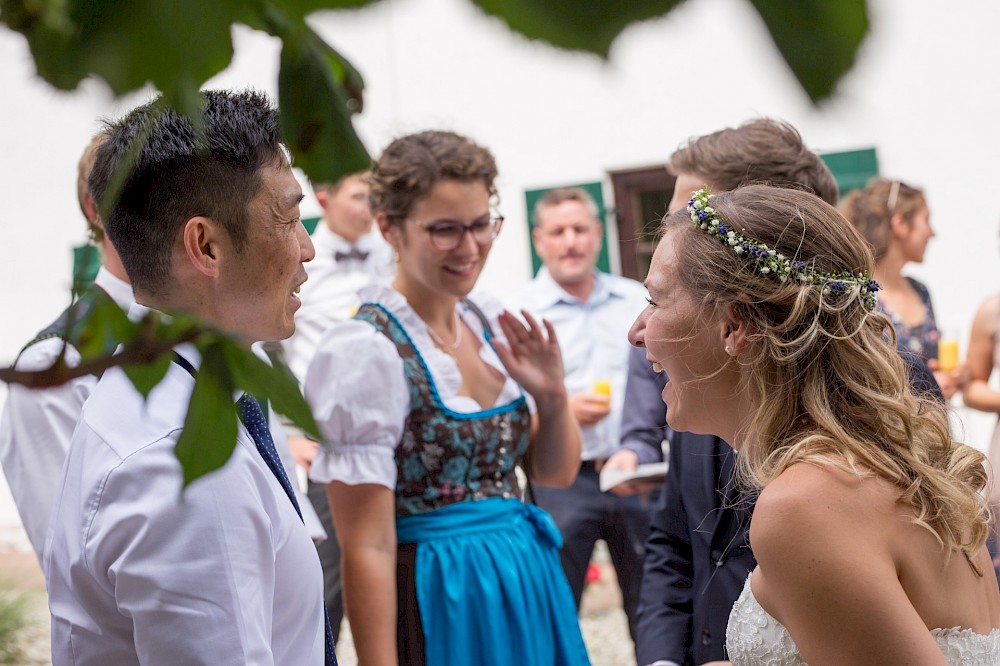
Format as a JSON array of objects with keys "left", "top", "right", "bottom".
[
  {"left": 302, "top": 216, "right": 321, "bottom": 235},
  {"left": 819, "top": 147, "right": 879, "bottom": 198}
]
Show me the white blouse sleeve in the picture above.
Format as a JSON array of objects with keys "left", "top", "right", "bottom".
[{"left": 304, "top": 320, "right": 410, "bottom": 489}]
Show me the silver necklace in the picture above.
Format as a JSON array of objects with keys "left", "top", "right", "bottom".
[{"left": 426, "top": 310, "right": 462, "bottom": 355}]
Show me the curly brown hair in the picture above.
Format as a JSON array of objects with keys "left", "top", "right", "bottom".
[{"left": 370, "top": 131, "right": 497, "bottom": 224}]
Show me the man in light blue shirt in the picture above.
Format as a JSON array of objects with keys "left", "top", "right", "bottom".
[{"left": 511, "top": 187, "right": 649, "bottom": 642}]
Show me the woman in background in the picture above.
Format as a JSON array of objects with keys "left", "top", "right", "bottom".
[
  {"left": 841, "top": 177, "right": 962, "bottom": 398},
  {"left": 305, "top": 130, "right": 589, "bottom": 665}
]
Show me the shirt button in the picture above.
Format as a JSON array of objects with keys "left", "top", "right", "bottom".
[
  {"left": 499, "top": 447, "right": 507, "bottom": 455},
  {"left": 494, "top": 480, "right": 503, "bottom": 488},
  {"left": 502, "top": 491, "right": 511, "bottom": 500},
  {"left": 711, "top": 549, "right": 725, "bottom": 566}
]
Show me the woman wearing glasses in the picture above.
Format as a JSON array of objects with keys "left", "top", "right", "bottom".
[
  {"left": 841, "top": 178, "right": 962, "bottom": 399},
  {"left": 304, "top": 130, "right": 590, "bottom": 665}
]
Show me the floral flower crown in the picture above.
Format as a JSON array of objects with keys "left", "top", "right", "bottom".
[{"left": 687, "top": 187, "right": 880, "bottom": 311}]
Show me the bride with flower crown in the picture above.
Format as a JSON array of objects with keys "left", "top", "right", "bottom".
[{"left": 629, "top": 185, "right": 1000, "bottom": 665}]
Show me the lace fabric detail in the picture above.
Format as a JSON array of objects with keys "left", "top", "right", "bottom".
[
  {"left": 931, "top": 626, "right": 1000, "bottom": 664},
  {"left": 727, "top": 576, "right": 1000, "bottom": 665},
  {"left": 726, "top": 577, "right": 803, "bottom": 666}
]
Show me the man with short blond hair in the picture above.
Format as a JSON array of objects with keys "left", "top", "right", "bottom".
[{"left": 0, "top": 133, "right": 133, "bottom": 562}]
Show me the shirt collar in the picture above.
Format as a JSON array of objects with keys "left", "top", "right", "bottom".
[
  {"left": 532, "top": 267, "right": 619, "bottom": 308},
  {"left": 312, "top": 223, "right": 374, "bottom": 254},
  {"left": 93, "top": 266, "right": 135, "bottom": 311},
  {"left": 126, "top": 302, "right": 248, "bottom": 400}
]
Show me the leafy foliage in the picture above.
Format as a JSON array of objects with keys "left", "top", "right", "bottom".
[
  {"left": 749, "top": 0, "right": 869, "bottom": 102},
  {"left": 471, "top": 0, "right": 687, "bottom": 58},
  {"left": 174, "top": 341, "right": 240, "bottom": 488}
]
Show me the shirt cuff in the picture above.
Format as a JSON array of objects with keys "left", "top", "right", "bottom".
[{"left": 309, "top": 444, "right": 397, "bottom": 489}]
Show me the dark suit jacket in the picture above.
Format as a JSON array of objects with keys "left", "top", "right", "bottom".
[
  {"left": 636, "top": 433, "right": 755, "bottom": 666},
  {"left": 622, "top": 345, "right": 754, "bottom": 665}
]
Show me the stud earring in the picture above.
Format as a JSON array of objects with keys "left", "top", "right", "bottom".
[{"left": 725, "top": 344, "right": 732, "bottom": 354}]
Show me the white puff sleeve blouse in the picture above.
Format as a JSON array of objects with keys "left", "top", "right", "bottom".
[{"left": 305, "top": 285, "right": 529, "bottom": 490}]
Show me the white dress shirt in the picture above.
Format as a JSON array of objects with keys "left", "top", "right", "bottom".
[
  {"left": 44, "top": 326, "right": 326, "bottom": 665},
  {"left": 282, "top": 224, "right": 394, "bottom": 382},
  {"left": 510, "top": 269, "right": 648, "bottom": 461},
  {"left": 306, "top": 284, "right": 528, "bottom": 489},
  {"left": 0, "top": 267, "right": 133, "bottom": 559}
]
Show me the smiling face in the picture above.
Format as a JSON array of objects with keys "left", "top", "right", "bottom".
[
  {"left": 628, "top": 227, "right": 739, "bottom": 439},
  {"left": 220, "top": 162, "right": 314, "bottom": 342},
  {"left": 385, "top": 179, "right": 492, "bottom": 303},
  {"left": 532, "top": 199, "right": 602, "bottom": 290}
]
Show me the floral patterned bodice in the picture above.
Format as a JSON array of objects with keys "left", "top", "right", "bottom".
[
  {"left": 354, "top": 303, "right": 532, "bottom": 517},
  {"left": 881, "top": 276, "right": 939, "bottom": 361}
]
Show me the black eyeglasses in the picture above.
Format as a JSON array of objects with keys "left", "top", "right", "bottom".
[{"left": 409, "top": 211, "right": 504, "bottom": 251}]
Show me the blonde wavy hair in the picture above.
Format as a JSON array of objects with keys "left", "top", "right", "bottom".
[{"left": 660, "top": 184, "right": 989, "bottom": 561}]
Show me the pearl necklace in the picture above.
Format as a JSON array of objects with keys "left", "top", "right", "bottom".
[{"left": 426, "top": 310, "right": 462, "bottom": 356}]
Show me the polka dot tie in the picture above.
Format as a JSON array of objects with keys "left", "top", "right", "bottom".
[{"left": 237, "top": 394, "right": 302, "bottom": 519}]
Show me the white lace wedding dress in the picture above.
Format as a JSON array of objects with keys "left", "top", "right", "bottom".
[{"left": 727, "top": 576, "right": 1000, "bottom": 665}]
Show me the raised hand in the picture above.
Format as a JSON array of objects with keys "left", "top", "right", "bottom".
[{"left": 493, "top": 309, "right": 567, "bottom": 407}]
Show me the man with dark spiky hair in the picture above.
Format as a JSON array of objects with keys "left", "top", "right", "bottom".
[{"left": 44, "top": 90, "right": 336, "bottom": 665}]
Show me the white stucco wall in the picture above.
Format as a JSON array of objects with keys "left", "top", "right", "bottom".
[{"left": 1, "top": 0, "right": 998, "bottom": 545}]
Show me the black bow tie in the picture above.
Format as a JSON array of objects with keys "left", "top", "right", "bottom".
[{"left": 335, "top": 247, "right": 369, "bottom": 262}]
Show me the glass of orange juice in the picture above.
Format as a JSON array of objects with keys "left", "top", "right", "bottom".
[
  {"left": 592, "top": 378, "right": 612, "bottom": 404},
  {"left": 937, "top": 330, "right": 959, "bottom": 372}
]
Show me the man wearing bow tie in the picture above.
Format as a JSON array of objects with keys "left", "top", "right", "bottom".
[
  {"left": 280, "top": 171, "right": 395, "bottom": 642},
  {"left": 281, "top": 173, "right": 394, "bottom": 380}
]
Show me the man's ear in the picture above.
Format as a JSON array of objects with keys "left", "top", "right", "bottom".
[
  {"left": 315, "top": 189, "right": 330, "bottom": 211},
  {"left": 181, "top": 216, "right": 222, "bottom": 278},
  {"left": 531, "top": 224, "right": 542, "bottom": 248},
  {"left": 722, "top": 301, "right": 750, "bottom": 355},
  {"left": 82, "top": 192, "right": 101, "bottom": 230}
]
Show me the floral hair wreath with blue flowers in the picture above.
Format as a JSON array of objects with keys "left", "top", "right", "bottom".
[{"left": 687, "top": 187, "right": 880, "bottom": 312}]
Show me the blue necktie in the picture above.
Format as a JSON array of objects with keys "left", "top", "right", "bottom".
[
  {"left": 237, "top": 395, "right": 303, "bottom": 518},
  {"left": 236, "top": 394, "right": 338, "bottom": 666}
]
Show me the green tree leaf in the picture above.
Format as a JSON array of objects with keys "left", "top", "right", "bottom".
[
  {"left": 122, "top": 353, "right": 172, "bottom": 400},
  {"left": 4, "top": 0, "right": 244, "bottom": 110},
  {"left": 174, "top": 342, "right": 238, "bottom": 488},
  {"left": 71, "top": 290, "right": 137, "bottom": 361},
  {"left": 470, "top": 0, "right": 686, "bottom": 58},
  {"left": 276, "top": 25, "right": 371, "bottom": 184},
  {"left": 749, "top": 0, "right": 869, "bottom": 103},
  {"left": 223, "top": 343, "right": 321, "bottom": 441}
]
